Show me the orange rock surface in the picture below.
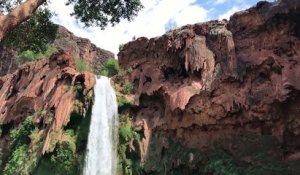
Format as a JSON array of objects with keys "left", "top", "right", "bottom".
[{"left": 0, "top": 50, "right": 95, "bottom": 153}]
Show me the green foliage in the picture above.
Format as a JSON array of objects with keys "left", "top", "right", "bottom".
[
  {"left": 3, "top": 116, "right": 40, "bottom": 175},
  {"left": 75, "top": 58, "right": 91, "bottom": 72},
  {"left": 4, "top": 9, "right": 58, "bottom": 53},
  {"left": 119, "top": 125, "right": 134, "bottom": 142},
  {"left": 206, "top": 150, "right": 239, "bottom": 175},
  {"left": 10, "top": 116, "right": 34, "bottom": 149},
  {"left": 74, "top": 82, "right": 83, "bottom": 92},
  {"left": 66, "top": 0, "right": 143, "bottom": 28},
  {"left": 0, "top": 0, "right": 22, "bottom": 13},
  {"left": 2, "top": 0, "right": 142, "bottom": 54},
  {"left": 50, "top": 142, "right": 77, "bottom": 175},
  {"left": 117, "top": 94, "right": 132, "bottom": 109},
  {"left": 118, "top": 114, "right": 144, "bottom": 175},
  {"left": 3, "top": 145, "right": 29, "bottom": 175},
  {"left": 140, "top": 132, "right": 292, "bottom": 175},
  {"left": 17, "top": 46, "right": 58, "bottom": 63},
  {"left": 99, "top": 58, "right": 119, "bottom": 77},
  {"left": 122, "top": 82, "right": 134, "bottom": 94}
]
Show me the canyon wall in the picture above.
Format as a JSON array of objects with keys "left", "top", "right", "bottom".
[
  {"left": 118, "top": 0, "right": 300, "bottom": 174},
  {"left": 0, "top": 50, "right": 95, "bottom": 174}
]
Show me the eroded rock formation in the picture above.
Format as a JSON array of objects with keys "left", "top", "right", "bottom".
[
  {"left": 118, "top": 0, "right": 300, "bottom": 174},
  {"left": 0, "top": 50, "right": 95, "bottom": 154}
]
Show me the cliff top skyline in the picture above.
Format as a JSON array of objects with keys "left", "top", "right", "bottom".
[{"left": 49, "top": 0, "right": 274, "bottom": 55}]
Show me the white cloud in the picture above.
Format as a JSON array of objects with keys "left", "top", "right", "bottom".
[
  {"left": 48, "top": 0, "right": 208, "bottom": 56},
  {"left": 218, "top": 6, "right": 243, "bottom": 20}
]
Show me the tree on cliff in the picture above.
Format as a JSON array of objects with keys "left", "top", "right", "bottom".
[{"left": 0, "top": 0, "right": 143, "bottom": 51}]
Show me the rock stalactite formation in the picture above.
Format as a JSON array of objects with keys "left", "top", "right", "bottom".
[
  {"left": 118, "top": 0, "right": 300, "bottom": 172},
  {"left": 0, "top": 50, "right": 95, "bottom": 153}
]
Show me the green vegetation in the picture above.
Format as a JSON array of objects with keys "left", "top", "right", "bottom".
[
  {"left": 33, "top": 88, "right": 94, "bottom": 175},
  {"left": 74, "top": 82, "right": 83, "bottom": 92},
  {"left": 75, "top": 58, "right": 91, "bottom": 72},
  {"left": 122, "top": 82, "right": 134, "bottom": 94},
  {"left": 49, "top": 141, "right": 77, "bottom": 175},
  {"left": 1, "top": 0, "right": 143, "bottom": 54},
  {"left": 138, "top": 132, "right": 293, "bottom": 175},
  {"left": 17, "top": 46, "right": 58, "bottom": 63},
  {"left": 118, "top": 114, "right": 144, "bottom": 175},
  {"left": 2, "top": 116, "right": 40, "bottom": 175},
  {"left": 117, "top": 94, "right": 132, "bottom": 109},
  {"left": 99, "top": 58, "right": 120, "bottom": 77},
  {"left": 3, "top": 145, "right": 30, "bottom": 175},
  {"left": 4, "top": 8, "right": 58, "bottom": 53},
  {"left": 9, "top": 116, "right": 35, "bottom": 149}
]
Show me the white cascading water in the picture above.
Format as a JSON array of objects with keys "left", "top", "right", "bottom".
[{"left": 84, "top": 76, "right": 118, "bottom": 175}]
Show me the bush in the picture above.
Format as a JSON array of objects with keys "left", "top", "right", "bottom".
[
  {"left": 117, "top": 95, "right": 132, "bottom": 109},
  {"left": 3, "top": 145, "right": 29, "bottom": 175},
  {"left": 50, "top": 142, "right": 77, "bottom": 175},
  {"left": 3, "top": 116, "right": 38, "bottom": 175},
  {"left": 75, "top": 58, "right": 91, "bottom": 72},
  {"left": 10, "top": 116, "right": 35, "bottom": 148},
  {"left": 118, "top": 114, "right": 143, "bottom": 175},
  {"left": 17, "top": 46, "right": 58, "bottom": 63},
  {"left": 119, "top": 125, "right": 134, "bottom": 142},
  {"left": 122, "top": 82, "right": 134, "bottom": 94},
  {"left": 99, "top": 58, "right": 119, "bottom": 77}
]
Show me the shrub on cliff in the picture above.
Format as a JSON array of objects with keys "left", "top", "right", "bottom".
[
  {"left": 99, "top": 58, "right": 119, "bottom": 77},
  {"left": 75, "top": 58, "right": 91, "bottom": 72},
  {"left": 3, "top": 116, "right": 37, "bottom": 175},
  {"left": 17, "top": 46, "right": 58, "bottom": 63},
  {"left": 50, "top": 142, "right": 77, "bottom": 175},
  {"left": 122, "top": 82, "right": 134, "bottom": 94}
]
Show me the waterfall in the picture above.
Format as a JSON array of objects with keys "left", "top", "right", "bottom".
[{"left": 84, "top": 76, "right": 118, "bottom": 175}]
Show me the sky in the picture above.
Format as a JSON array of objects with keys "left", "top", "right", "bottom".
[{"left": 48, "top": 0, "right": 274, "bottom": 56}]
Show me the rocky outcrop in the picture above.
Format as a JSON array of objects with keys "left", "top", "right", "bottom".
[
  {"left": 0, "top": 25, "right": 114, "bottom": 76},
  {"left": 0, "top": 50, "right": 95, "bottom": 153},
  {"left": 0, "top": 46, "right": 18, "bottom": 76},
  {"left": 118, "top": 0, "right": 300, "bottom": 174},
  {"left": 54, "top": 25, "right": 115, "bottom": 72}
]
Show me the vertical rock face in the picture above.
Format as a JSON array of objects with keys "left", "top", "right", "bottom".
[
  {"left": 0, "top": 50, "right": 95, "bottom": 152},
  {"left": 118, "top": 0, "right": 300, "bottom": 173}
]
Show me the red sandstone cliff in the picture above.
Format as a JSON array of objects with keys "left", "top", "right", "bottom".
[
  {"left": 0, "top": 50, "right": 95, "bottom": 154},
  {"left": 118, "top": 0, "right": 300, "bottom": 173}
]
